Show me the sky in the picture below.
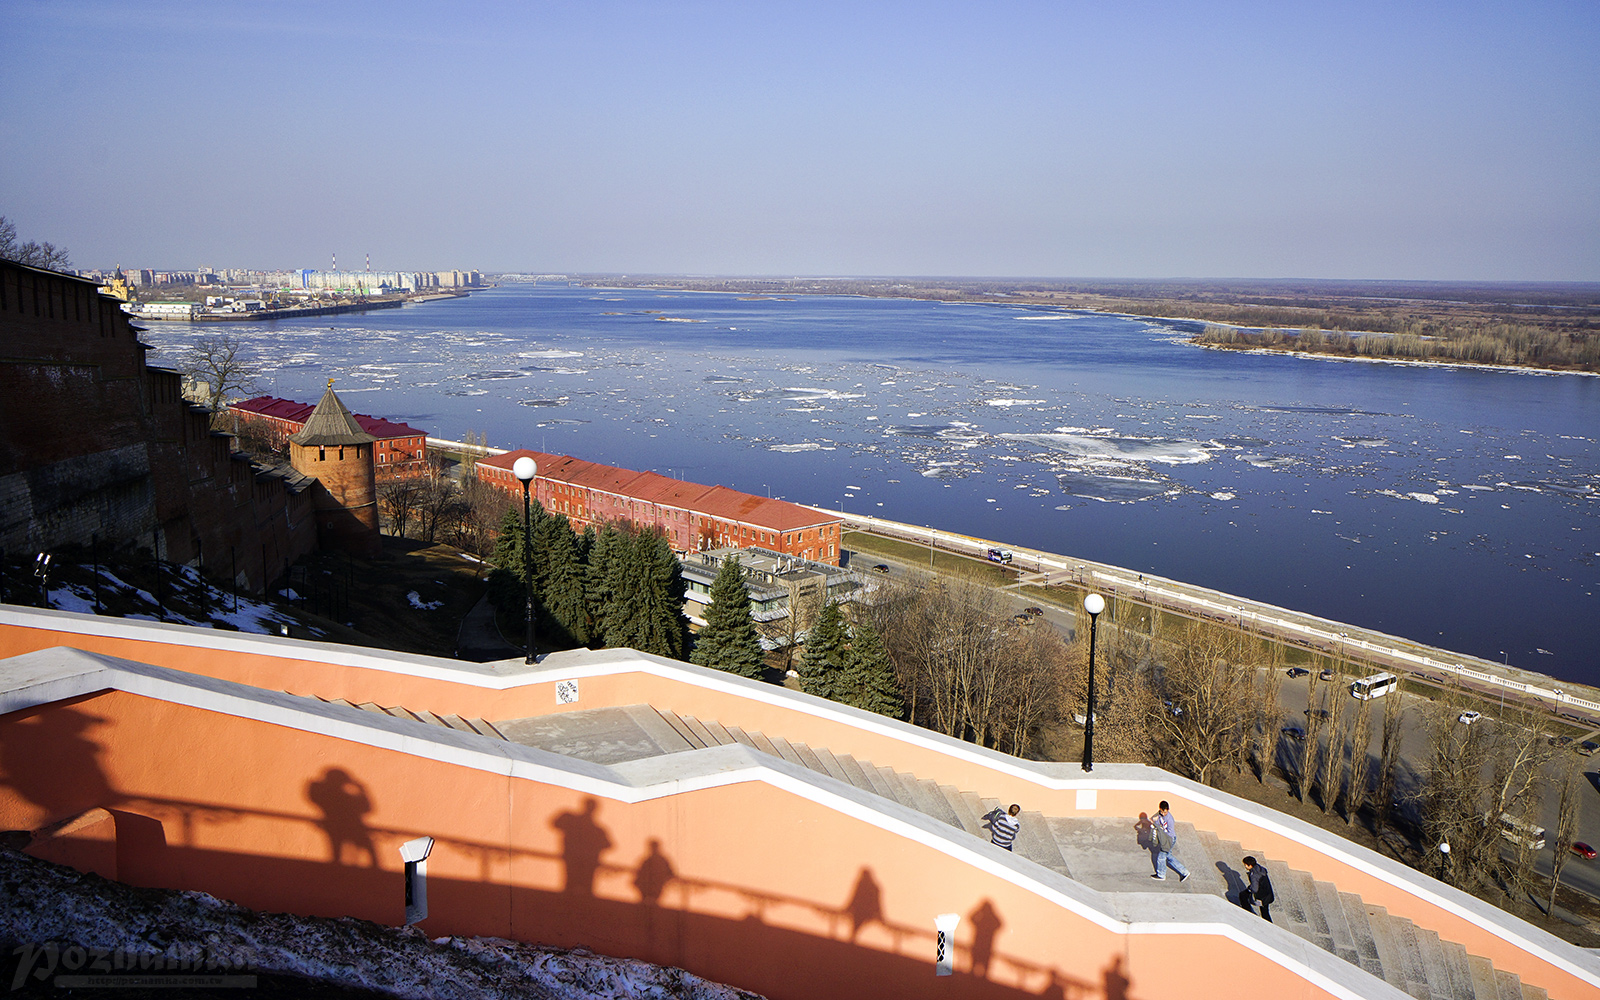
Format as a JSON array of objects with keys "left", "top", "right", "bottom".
[{"left": 2, "top": 1, "right": 1597, "bottom": 280}]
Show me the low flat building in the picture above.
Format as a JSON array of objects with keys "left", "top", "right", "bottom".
[
  {"left": 680, "top": 546, "right": 863, "bottom": 627},
  {"left": 229, "top": 396, "right": 428, "bottom": 481},
  {"left": 477, "top": 449, "right": 845, "bottom": 564}
]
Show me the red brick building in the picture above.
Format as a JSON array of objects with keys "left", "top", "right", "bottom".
[
  {"left": 478, "top": 449, "right": 844, "bottom": 565},
  {"left": 229, "top": 396, "right": 427, "bottom": 481}
]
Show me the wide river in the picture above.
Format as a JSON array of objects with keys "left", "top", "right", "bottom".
[{"left": 139, "top": 284, "right": 1600, "bottom": 684}]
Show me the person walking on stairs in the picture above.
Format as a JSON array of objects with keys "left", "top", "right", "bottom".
[
  {"left": 1239, "top": 856, "right": 1274, "bottom": 922},
  {"left": 987, "top": 804, "right": 1021, "bottom": 851},
  {"left": 1151, "top": 801, "right": 1189, "bottom": 881}
]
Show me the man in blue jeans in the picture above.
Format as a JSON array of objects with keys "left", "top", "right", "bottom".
[{"left": 1151, "top": 801, "right": 1190, "bottom": 881}]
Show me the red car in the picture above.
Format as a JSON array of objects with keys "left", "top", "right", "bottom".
[{"left": 1571, "top": 842, "right": 1596, "bottom": 860}]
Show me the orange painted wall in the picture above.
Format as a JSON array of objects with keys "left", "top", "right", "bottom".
[
  {"left": 0, "top": 614, "right": 1586, "bottom": 999},
  {"left": 1, "top": 686, "right": 1367, "bottom": 1000}
]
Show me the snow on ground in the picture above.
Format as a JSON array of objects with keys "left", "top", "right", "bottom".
[
  {"left": 1, "top": 849, "right": 763, "bottom": 1000},
  {"left": 407, "top": 591, "right": 445, "bottom": 611}
]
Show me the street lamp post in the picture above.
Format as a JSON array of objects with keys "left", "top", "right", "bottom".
[
  {"left": 513, "top": 456, "right": 538, "bottom": 665},
  {"left": 1081, "top": 593, "right": 1105, "bottom": 772}
]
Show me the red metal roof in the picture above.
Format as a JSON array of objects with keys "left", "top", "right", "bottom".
[
  {"left": 479, "top": 450, "right": 836, "bottom": 532},
  {"left": 233, "top": 395, "right": 425, "bottom": 441}
]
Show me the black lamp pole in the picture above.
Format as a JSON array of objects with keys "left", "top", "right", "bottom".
[
  {"left": 1081, "top": 593, "right": 1105, "bottom": 772},
  {"left": 514, "top": 457, "right": 538, "bottom": 664}
]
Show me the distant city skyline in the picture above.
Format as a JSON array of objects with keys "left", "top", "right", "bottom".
[{"left": 3, "top": 0, "right": 1597, "bottom": 281}]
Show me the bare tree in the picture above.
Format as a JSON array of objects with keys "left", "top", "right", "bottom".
[
  {"left": 0, "top": 215, "right": 72, "bottom": 270},
  {"left": 1375, "top": 686, "right": 1408, "bottom": 833},
  {"left": 1320, "top": 663, "right": 1348, "bottom": 814},
  {"left": 1546, "top": 755, "right": 1582, "bottom": 922},
  {"left": 1344, "top": 695, "right": 1374, "bottom": 825},
  {"left": 182, "top": 335, "right": 260, "bottom": 410},
  {"left": 1419, "top": 696, "right": 1500, "bottom": 889},
  {"left": 378, "top": 480, "right": 425, "bottom": 538},
  {"left": 1244, "top": 643, "right": 1284, "bottom": 783},
  {"left": 1300, "top": 670, "right": 1326, "bottom": 804},
  {"left": 1145, "top": 620, "right": 1265, "bottom": 787}
]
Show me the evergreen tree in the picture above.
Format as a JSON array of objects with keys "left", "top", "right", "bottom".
[
  {"left": 690, "top": 556, "right": 766, "bottom": 678},
  {"left": 609, "top": 529, "right": 690, "bottom": 661},
  {"left": 585, "top": 524, "right": 623, "bottom": 647},
  {"left": 839, "top": 618, "right": 903, "bottom": 717},
  {"left": 798, "top": 601, "right": 848, "bottom": 699},
  {"left": 535, "top": 512, "right": 590, "bottom": 647}
]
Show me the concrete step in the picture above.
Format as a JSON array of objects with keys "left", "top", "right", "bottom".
[
  {"left": 907, "top": 777, "right": 961, "bottom": 828},
  {"left": 467, "top": 718, "right": 506, "bottom": 740},
  {"left": 1289, "top": 869, "right": 1336, "bottom": 953},
  {"left": 1436, "top": 938, "right": 1478, "bottom": 1000},
  {"left": 701, "top": 719, "right": 737, "bottom": 746},
  {"left": 724, "top": 725, "right": 758, "bottom": 750},
  {"left": 1494, "top": 968, "right": 1523, "bottom": 1000},
  {"left": 830, "top": 753, "right": 875, "bottom": 794},
  {"left": 789, "top": 741, "right": 826, "bottom": 775},
  {"left": 1313, "top": 879, "right": 1362, "bottom": 967},
  {"left": 949, "top": 789, "right": 989, "bottom": 838},
  {"left": 679, "top": 714, "right": 719, "bottom": 748},
  {"left": 877, "top": 768, "right": 922, "bottom": 811},
  {"left": 1465, "top": 955, "right": 1500, "bottom": 1000},
  {"left": 809, "top": 747, "right": 853, "bottom": 785},
  {"left": 1513, "top": 979, "right": 1546, "bottom": 1000},
  {"left": 1340, "top": 892, "right": 1385, "bottom": 979},
  {"left": 744, "top": 730, "right": 781, "bottom": 758},
  {"left": 656, "top": 709, "right": 702, "bottom": 747},
  {"left": 1388, "top": 918, "right": 1433, "bottom": 1000},
  {"left": 1412, "top": 925, "right": 1454, "bottom": 1000},
  {"left": 766, "top": 736, "right": 807, "bottom": 768},
  {"left": 440, "top": 714, "right": 477, "bottom": 733}
]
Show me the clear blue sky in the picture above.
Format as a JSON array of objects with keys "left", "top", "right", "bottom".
[{"left": 3, "top": 1, "right": 1596, "bottom": 279}]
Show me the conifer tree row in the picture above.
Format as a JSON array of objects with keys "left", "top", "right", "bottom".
[
  {"left": 488, "top": 510, "right": 689, "bottom": 661},
  {"left": 800, "top": 600, "right": 903, "bottom": 718}
]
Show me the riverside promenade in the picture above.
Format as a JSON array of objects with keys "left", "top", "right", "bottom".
[{"left": 825, "top": 508, "right": 1600, "bottom": 730}]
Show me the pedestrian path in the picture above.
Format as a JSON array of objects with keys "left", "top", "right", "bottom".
[{"left": 287, "top": 695, "right": 1550, "bottom": 1000}]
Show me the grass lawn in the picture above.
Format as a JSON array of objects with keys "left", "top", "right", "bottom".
[{"left": 844, "top": 531, "right": 1019, "bottom": 586}]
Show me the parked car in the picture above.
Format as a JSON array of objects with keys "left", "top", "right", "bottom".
[
  {"left": 1305, "top": 708, "right": 1330, "bottom": 721},
  {"left": 1286, "top": 667, "right": 1310, "bottom": 679},
  {"left": 1458, "top": 710, "right": 1482, "bottom": 726},
  {"left": 1281, "top": 726, "right": 1306, "bottom": 741},
  {"left": 1024, "top": 606, "right": 1045, "bottom": 617},
  {"left": 1011, "top": 613, "right": 1035, "bottom": 626},
  {"left": 1319, "top": 668, "right": 1335, "bottom": 681},
  {"left": 1548, "top": 735, "right": 1574, "bottom": 748},
  {"left": 871, "top": 564, "right": 890, "bottom": 574},
  {"left": 1578, "top": 741, "right": 1599, "bottom": 757},
  {"left": 1572, "top": 842, "right": 1597, "bottom": 860}
]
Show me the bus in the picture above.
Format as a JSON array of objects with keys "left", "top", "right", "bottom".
[
  {"left": 1497, "top": 812, "right": 1546, "bottom": 850},
  {"left": 1350, "top": 672, "right": 1400, "bottom": 700}
]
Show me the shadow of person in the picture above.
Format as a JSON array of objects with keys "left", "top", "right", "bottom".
[
  {"left": 1216, "top": 861, "right": 1244, "bottom": 903},
  {"left": 1132, "top": 812, "right": 1153, "bottom": 850},
  {"left": 0, "top": 708, "right": 115, "bottom": 822},
  {"left": 967, "top": 898, "right": 1003, "bottom": 978},
  {"left": 552, "top": 797, "right": 612, "bottom": 896},
  {"left": 305, "top": 767, "right": 376, "bottom": 867},
  {"left": 633, "top": 837, "right": 676, "bottom": 906},
  {"left": 844, "top": 867, "right": 884, "bottom": 940},
  {"left": 1103, "top": 954, "right": 1131, "bottom": 1000}
]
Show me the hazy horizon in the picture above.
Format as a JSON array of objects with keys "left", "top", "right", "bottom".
[{"left": 4, "top": 1, "right": 1597, "bottom": 281}]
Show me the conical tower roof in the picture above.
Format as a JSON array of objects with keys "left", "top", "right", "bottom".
[{"left": 288, "top": 382, "right": 376, "bottom": 447}]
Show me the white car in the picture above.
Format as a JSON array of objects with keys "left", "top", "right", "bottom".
[{"left": 1458, "top": 710, "right": 1482, "bottom": 725}]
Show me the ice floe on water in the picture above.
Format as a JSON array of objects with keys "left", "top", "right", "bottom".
[
  {"left": 461, "top": 370, "right": 527, "bottom": 380},
  {"left": 884, "top": 422, "right": 987, "bottom": 448},
  {"left": 518, "top": 349, "right": 585, "bottom": 359},
  {"left": 519, "top": 398, "right": 567, "bottom": 407},
  {"left": 1336, "top": 435, "right": 1388, "bottom": 447},
  {"left": 1236, "top": 453, "right": 1296, "bottom": 469},
  {"left": 1055, "top": 473, "right": 1173, "bottom": 503},
  {"left": 736, "top": 386, "right": 866, "bottom": 402},
  {"left": 703, "top": 374, "right": 747, "bottom": 384},
  {"left": 998, "top": 430, "right": 1218, "bottom": 466},
  {"left": 769, "top": 442, "right": 833, "bottom": 452},
  {"left": 1211, "top": 492, "right": 1237, "bottom": 501},
  {"left": 986, "top": 399, "right": 1046, "bottom": 407}
]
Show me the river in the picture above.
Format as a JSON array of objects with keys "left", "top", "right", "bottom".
[{"left": 136, "top": 284, "right": 1600, "bottom": 683}]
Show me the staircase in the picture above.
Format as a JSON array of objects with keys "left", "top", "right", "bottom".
[
  {"left": 654, "top": 709, "right": 1549, "bottom": 1000},
  {"left": 298, "top": 695, "right": 509, "bottom": 741}
]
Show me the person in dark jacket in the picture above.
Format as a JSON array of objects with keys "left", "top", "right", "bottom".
[{"left": 1239, "top": 856, "right": 1274, "bottom": 922}]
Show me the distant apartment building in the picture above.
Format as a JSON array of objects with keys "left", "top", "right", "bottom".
[
  {"left": 229, "top": 396, "right": 428, "bottom": 482},
  {"left": 477, "top": 449, "right": 845, "bottom": 565}
]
